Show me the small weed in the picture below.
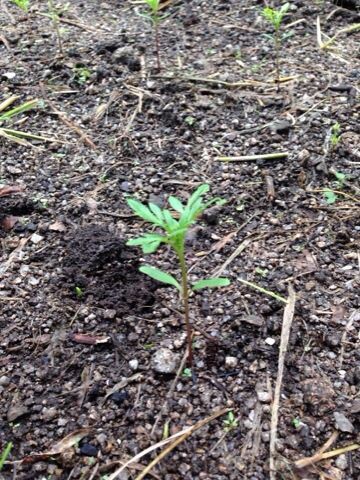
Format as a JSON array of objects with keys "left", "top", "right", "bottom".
[
  {"left": 330, "top": 122, "right": 341, "bottom": 147},
  {"left": 261, "top": 3, "right": 290, "bottom": 89},
  {"left": 333, "top": 170, "right": 346, "bottom": 188},
  {"left": 143, "top": 342, "right": 155, "bottom": 350},
  {"left": 74, "top": 286, "right": 84, "bottom": 298},
  {"left": 255, "top": 267, "right": 268, "bottom": 278},
  {"left": 11, "top": 0, "right": 30, "bottom": 12},
  {"left": 223, "top": 411, "right": 238, "bottom": 432},
  {"left": 0, "top": 442, "right": 12, "bottom": 471},
  {"left": 323, "top": 188, "right": 337, "bottom": 204},
  {"left": 73, "top": 66, "right": 92, "bottom": 85},
  {"left": 182, "top": 368, "right": 192, "bottom": 378},
  {"left": 184, "top": 116, "right": 196, "bottom": 127},
  {"left": 126, "top": 184, "right": 230, "bottom": 366},
  {"left": 292, "top": 418, "right": 301, "bottom": 429}
]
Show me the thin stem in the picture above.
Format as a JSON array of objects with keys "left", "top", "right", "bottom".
[
  {"left": 154, "top": 21, "right": 161, "bottom": 72},
  {"left": 48, "top": 0, "right": 63, "bottom": 55},
  {"left": 178, "top": 250, "right": 193, "bottom": 366},
  {"left": 275, "top": 28, "right": 280, "bottom": 91}
]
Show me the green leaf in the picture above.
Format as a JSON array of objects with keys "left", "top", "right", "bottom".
[
  {"left": 323, "top": 188, "right": 337, "bottom": 204},
  {"left": 148, "top": 203, "right": 165, "bottom": 226},
  {"left": 139, "top": 266, "right": 181, "bottom": 290},
  {"left": 126, "top": 233, "right": 166, "bottom": 253},
  {"left": 145, "top": 0, "right": 159, "bottom": 13},
  {"left": 168, "top": 196, "right": 184, "bottom": 214},
  {"left": 127, "top": 198, "right": 163, "bottom": 226},
  {"left": 192, "top": 277, "right": 230, "bottom": 291},
  {"left": 162, "top": 209, "right": 179, "bottom": 230}
]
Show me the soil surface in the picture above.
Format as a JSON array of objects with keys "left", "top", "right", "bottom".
[{"left": 0, "top": 1, "right": 359, "bottom": 479}]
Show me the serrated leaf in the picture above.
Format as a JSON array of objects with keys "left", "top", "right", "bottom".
[
  {"left": 148, "top": 203, "right": 164, "bottom": 225},
  {"left": 192, "top": 277, "right": 230, "bottom": 291},
  {"left": 127, "top": 198, "right": 163, "bottom": 226},
  {"left": 126, "top": 233, "right": 165, "bottom": 253},
  {"left": 142, "top": 240, "right": 162, "bottom": 253},
  {"left": 139, "top": 266, "right": 180, "bottom": 290},
  {"left": 168, "top": 196, "right": 184, "bottom": 213},
  {"left": 162, "top": 209, "right": 178, "bottom": 230}
]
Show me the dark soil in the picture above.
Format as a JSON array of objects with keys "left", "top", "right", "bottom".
[{"left": 0, "top": 1, "right": 359, "bottom": 479}]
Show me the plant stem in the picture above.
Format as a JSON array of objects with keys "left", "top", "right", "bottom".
[
  {"left": 275, "top": 28, "right": 280, "bottom": 91},
  {"left": 178, "top": 251, "right": 192, "bottom": 366},
  {"left": 154, "top": 22, "right": 161, "bottom": 72}
]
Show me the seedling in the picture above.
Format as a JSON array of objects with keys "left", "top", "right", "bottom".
[
  {"left": 73, "top": 66, "right": 92, "bottom": 85},
  {"left": 126, "top": 184, "right": 230, "bottom": 366},
  {"left": 330, "top": 122, "right": 341, "bottom": 147},
  {"left": 47, "top": 0, "right": 63, "bottom": 54},
  {"left": 182, "top": 368, "right": 192, "bottom": 378},
  {"left": 138, "top": 0, "right": 167, "bottom": 72},
  {"left": 11, "top": 0, "right": 30, "bottom": 11},
  {"left": 261, "top": 3, "right": 290, "bottom": 89},
  {"left": 74, "top": 286, "right": 84, "bottom": 298},
  {"left": 223, "top": 411, "right": 238, "bottom": 432},
  {"left": 292, "top": 418, "right": 301, "bottom": 429},
  {"left": 0, "top": 442, "right": 12, "bottom": 471}
]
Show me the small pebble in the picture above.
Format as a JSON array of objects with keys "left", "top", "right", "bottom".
[
  {"left": 335, "top": 454, "right": 348, "bottom": 470},
  {"left": 152, "top": 348, "right": 179, "bottom": 374},
  {"left": 265, "top": 337, "right": 276, "bottom": 346},
  {"left": 110, "top": 391, "right": 129, "bottom": 405},
  {"left": 257, "top": 391, "right": 272, "bottom": 403},
  {"left": 79, "top": 443, "right": 98, "bottom": 457},
  {"left": 129, "top": 359, "right": 139, "bottom": 371},
  {"left": 225, "top": 356, "right": 238, "bottom": 368},
  {"left": 334, "top": 412, "right": 354, "bottom": 433}
]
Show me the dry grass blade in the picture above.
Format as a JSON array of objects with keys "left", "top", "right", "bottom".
[
  {"left": 294, "top": 433, "right": 359, "bottom": 469},
  {"left": 269, "top": 285, "right": 296, "bottom": 479},
  {"left": 108, "top": 408, "right": 230, "bottom": 480}
]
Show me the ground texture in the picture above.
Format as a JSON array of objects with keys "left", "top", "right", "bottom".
[{"left": 0, "top": 0, "right": 359, "bottom": 479}]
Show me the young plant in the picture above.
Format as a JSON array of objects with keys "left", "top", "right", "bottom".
[
  {"left": 126, "top": 184, "right": 230, "bottom": 366},
  {"left": 138, "top": 0, "right": 166, "bottom": 72},
  {"left": 0, "top": 442, "right": 12, "bottom": 471},
  {"left": 223, "top": 411, "right": 238, "bottom": 432},
  {"left": 11, "top": 0, "right": 30, "bottom": 12},
  {"left": 330, "top": 122, "right": 341, "bottom": 147},
  {"left": 47, "top": 0, "right": 63, "bottom": 54},
  {"left": 261, "top": 3, "right": 290, "bottom": 89}
]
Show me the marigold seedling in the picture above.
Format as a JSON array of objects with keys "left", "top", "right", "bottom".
[
  {"left": 126, "top": 184, "right": 230, "bottom": 366},
  {"left": 137, "top": 0, "right": 167, "bottom": 71},
  {"left": 330, "top": 122, "right": 341, "bottom": 147},
  {"left": 223, "top": 411, "right": 238, "bottom": 432},
  {"left": 261, "top": 3, "right": 290, "bottom": 89}
]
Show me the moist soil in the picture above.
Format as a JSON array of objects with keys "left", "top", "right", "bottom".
[{"left": 0, "top": 1, "right": 359, "bottom": 479}]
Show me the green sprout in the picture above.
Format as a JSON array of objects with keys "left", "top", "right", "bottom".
[
  {"left": 73, "top": 66, "right": 92, "bottom": 85},
  {"left": 223, "top": 411, "right": 238, "bottom": 432},
  {"left": 74, "top": 286, "right": 84, "bottom": 298},
  {"left": 11, "top": 0, "right": 30, "bottom": 12},
  {"left": 323, "top": 188, "right": 337, "bottom": 204},
  {"left": 184, "top": 116, "right": 196, "bottom": 127},
  {"left": 138, "top": 0, "right": 167, "bottom": 72},
  {"left": 182, "top": 368, "right": 192, "bottom": 378},
  {"left": 126, "top": 184, "right": 230, "bottom": 366},
  {"left": 330, "top": 122, "right": 341, "bottom": 147},
  {"left": 292, "top": 418, "right": 301, "bottom": 429},
  {"left": 0, "top": 442, "right": 12, "bottom": 471},
  {"left": 261, "top": 3, "right": 290, "bottom": 89}
]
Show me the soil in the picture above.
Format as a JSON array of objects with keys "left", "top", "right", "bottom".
[{"left": 0, "top": 1, "right": 359, "bottom": 479}]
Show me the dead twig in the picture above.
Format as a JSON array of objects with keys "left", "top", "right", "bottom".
[
  {"left": 216, "top": 152, "right": 288, "bottom": 162},
  {"left": 270, "top": 285, "right": 296, "bottom": 479}
]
